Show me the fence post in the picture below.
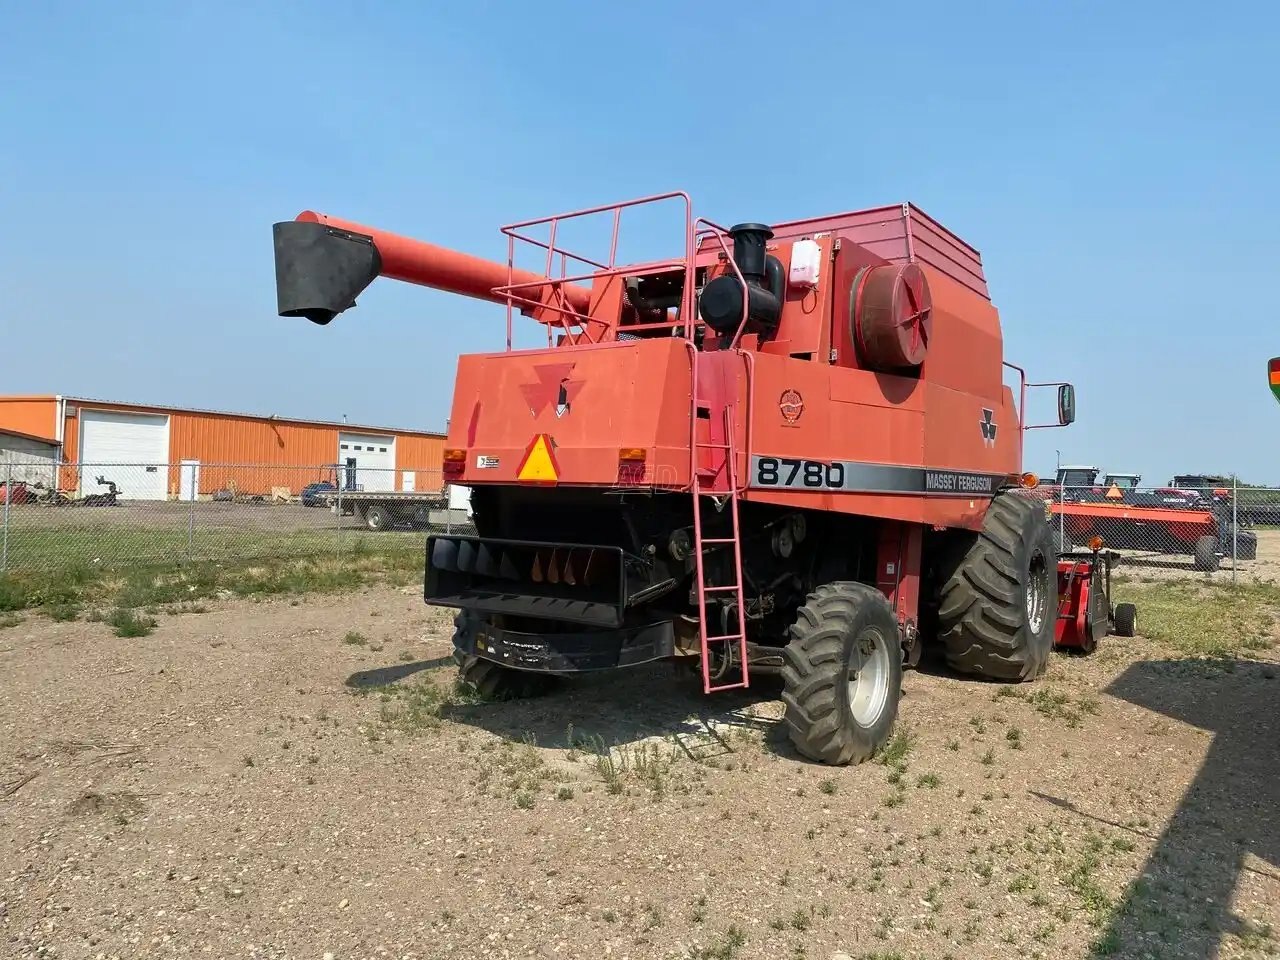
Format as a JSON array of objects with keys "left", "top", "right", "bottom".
[
  {"left": 2, "top": 461, "right": 11, "bottom": 571},
  {"left": 1232, "top": 475, "right": 1238, "bottom": 587},
  {"left": 336, "top": 479, "right": 343, "bottom": 561},
  {"left": 1057, "top": 486, "right": 1065, "bottom": 550},
  {"left": 186, "top": 463, "right": 195, "bottom": 561}
]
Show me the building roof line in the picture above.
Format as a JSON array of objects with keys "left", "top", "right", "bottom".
[
  {"left": 0, "top": 426, "right": 61, "bottom": 445},
  {"left": 3, "top": 394, "right": 445, "bottom": 438}
]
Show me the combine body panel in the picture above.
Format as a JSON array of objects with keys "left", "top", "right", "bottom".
[
  {"left": 450, "top": 338, "right": 704, "bottom": 489},
  {"left": 272, "top": 191, "right": 1107, "bottom": 766}
]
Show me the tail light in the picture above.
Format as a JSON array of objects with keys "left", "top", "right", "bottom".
[
  {"left": 443, "top": 448, "right": 466, "bottom": 479},
  {"left": 618, "top": 447, "right": 646, "bottom": 485}
]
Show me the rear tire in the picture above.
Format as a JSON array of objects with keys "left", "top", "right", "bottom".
[
  {"left": 452, "top": 611, "right": 556, "bottom": 700},
  {"left": 1193, "top": 535, "right": 1219, "bottom": 572},
  {"left": 937, "top": 493, "right": 1055, "bottom": 681},
  {"left": 781, "top": 582, "right": 903, "bottom": 766},
  {"left": 365, "top": 504, "right": 393, "bottom": 532},
  {"left": 1113, "top": 602, "right": 1137, "bottom": 638},
  {"left": 1220, "top": 523, "right": 1257, "bottom": 561},
  {"left": 457, "top": 655, "right": 556, "bottom": 700}
]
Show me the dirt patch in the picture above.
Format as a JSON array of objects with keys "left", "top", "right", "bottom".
[
  {"left": 1, "top": 586, "right": 1276, "bottom": 959},
  {"left": 66, "top": 790, "right": 146, "bottom": 821}
]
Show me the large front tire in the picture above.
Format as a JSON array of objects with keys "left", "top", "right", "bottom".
[
  {"left": 781, "top": 582, "right": 903, "bottom": 766},
  {"left": 937, "top": 493, "right": 1055, "bottom": 681}
]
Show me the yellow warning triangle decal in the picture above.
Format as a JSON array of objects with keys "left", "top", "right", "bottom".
[
  {"left": 517, "top": 434, "right": 559, "bottom": 483},
  {"left": 1105, "top": 484, "right": 1123, "bottom": 499}
]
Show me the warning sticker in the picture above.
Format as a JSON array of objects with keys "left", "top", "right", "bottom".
[
  {"left": 516, "top": 435, "right": 559, "bottom": 483},
  {"left": 476, "top": 456, "right": 500, "bottom": 469}
]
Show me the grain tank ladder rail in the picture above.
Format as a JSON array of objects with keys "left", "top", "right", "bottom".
[
  {"left": 692, "top": 404, "right": 750, "bottom": 693},
  {"left": 689, "top": 222, "right": 753, "bottom": 694},
  {"left": 495, "top": 192, "right": 696, "bottom": 349}
]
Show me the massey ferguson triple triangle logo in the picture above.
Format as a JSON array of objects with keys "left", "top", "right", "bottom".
[
  {"left": 520, "top": 363, "right": 583, "bottom": 419},
  {"left": 980, "top": 408, "right": 998, "bottom": 446}
]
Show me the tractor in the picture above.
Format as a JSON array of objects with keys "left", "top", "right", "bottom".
[{"left": 272, "top": 193, "right": 1117, "bottom": 765}]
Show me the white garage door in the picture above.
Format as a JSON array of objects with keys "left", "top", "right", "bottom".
[
  {"left": 337, "top": 433, "right": 396, "bottom": 492},
  {"left": 79, "top": 410, "right": 170, "bottom": 500}
]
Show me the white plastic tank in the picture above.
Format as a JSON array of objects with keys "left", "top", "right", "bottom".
[{"left": 788, "top": 238, "right": 822, "bottom": 289}]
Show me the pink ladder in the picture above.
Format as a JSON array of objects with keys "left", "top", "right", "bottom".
[{"left": 690, "top": 351, "right": 749, "bottom": 693}]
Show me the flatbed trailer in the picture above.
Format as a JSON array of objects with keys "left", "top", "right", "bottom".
[{"left": 328, "top": 487, "right": 471, "bottom": 532}]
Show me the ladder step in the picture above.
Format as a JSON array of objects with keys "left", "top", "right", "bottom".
[
  {"left": 705, "top": 633, "right": 745, "bottom": 643},
  {"left": 695, "top": 441, "right": 731, "bottom": 449},
  {"left": 702, "top": 584, "right": 739, "bottom": 593},
  {"left": 701, "top": 537, "right": 737, "bottom": 545},
  {"left": 706, "top": 679, "right": 750, "bottom": 693}
]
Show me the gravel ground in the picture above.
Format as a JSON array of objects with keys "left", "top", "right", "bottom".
[
  {"left": 1107, "top": 526, "right": 1280, "bottom": 585},
  {"left": 1, "top": 588, "right": 1277, "bottom": 960}
]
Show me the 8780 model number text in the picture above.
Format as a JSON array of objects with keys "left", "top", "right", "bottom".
[{"left": 754, "top": 457, "right": 845, "bottom": 488}]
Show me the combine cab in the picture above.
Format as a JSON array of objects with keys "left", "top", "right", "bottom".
[{"left": 272, "top": 192, "right": 1130, "bottom": 764}]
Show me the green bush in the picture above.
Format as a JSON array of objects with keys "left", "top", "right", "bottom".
[{"left": 0, "top": 574, "right": 28, "bottom": 611}]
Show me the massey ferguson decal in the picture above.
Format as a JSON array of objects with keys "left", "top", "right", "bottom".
[
  {"left": 779, "top": 389, "right": 804, "bottom": 424},
  {"left": 980, "top": 408, "right": 998, "bottom": 446}
]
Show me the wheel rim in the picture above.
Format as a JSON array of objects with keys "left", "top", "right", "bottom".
[
  {"left": 1026, "top": 550, "right": 1048, "bottom": 634},
  {"left": 847, "top": 627, "right": 891, "bottom": 727}
]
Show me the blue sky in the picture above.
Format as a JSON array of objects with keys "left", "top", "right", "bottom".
[{"left": 2, "top": 1, "right": 1277, "bottom": 482}]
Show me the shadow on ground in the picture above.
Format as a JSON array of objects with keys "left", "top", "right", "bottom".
[
  {"left": 348, "top": 655, "right": 795, "bottom": 760},
  {"left": 447, "top": 662, "right": 794, "bottom": 761},
  {"left": 345, "top": 655, "right": 457, "bottom": 688},
  {"left": 1049, "top": 657, "right": 1279, "bottom": 958}
]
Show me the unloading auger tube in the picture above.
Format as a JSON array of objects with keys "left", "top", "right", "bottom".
[{"left": 272, "top": 211, "right": 593, "bottom": 325}]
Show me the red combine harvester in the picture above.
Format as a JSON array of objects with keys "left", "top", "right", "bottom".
[{"left": 272, "top": 193, "right": 1135, "bottom": 765}]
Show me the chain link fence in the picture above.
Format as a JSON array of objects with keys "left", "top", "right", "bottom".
[
  {"left": 2, "top": 461, "right": 1275, "bottom": 584},
  {"left": 0, "top": 462, "right": 471, "bottom": 573},
  {"left": 1022, "top": 478, "right": 1280, "bottom": 584}
]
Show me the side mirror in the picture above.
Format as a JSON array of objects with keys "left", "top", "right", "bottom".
[{"left": 1057, "top": 384, "right": 1076, "bottom": 426}]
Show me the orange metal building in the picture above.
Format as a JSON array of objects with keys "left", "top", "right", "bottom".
[{"left": 0, "top": 395, "right": 444, "bottom": 500}]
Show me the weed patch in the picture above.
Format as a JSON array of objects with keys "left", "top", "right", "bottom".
[
  {"left": 45, "top": 601, "right": 81, "bottom": 622},
  {"left": 688, "top": 924, "right": 746, "bottom": 960},
  {"left": 0, "top": 549, "right": 421, "bottom": 614},
  {"left": 108, "top": 608, "right": 156, "bottom": 637},
  {"left": 1116, "top": 580, "right": 1280, "bottom": 656},
  {"left": 585, "top": 736, "right": 687, "bottom": 800}
]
